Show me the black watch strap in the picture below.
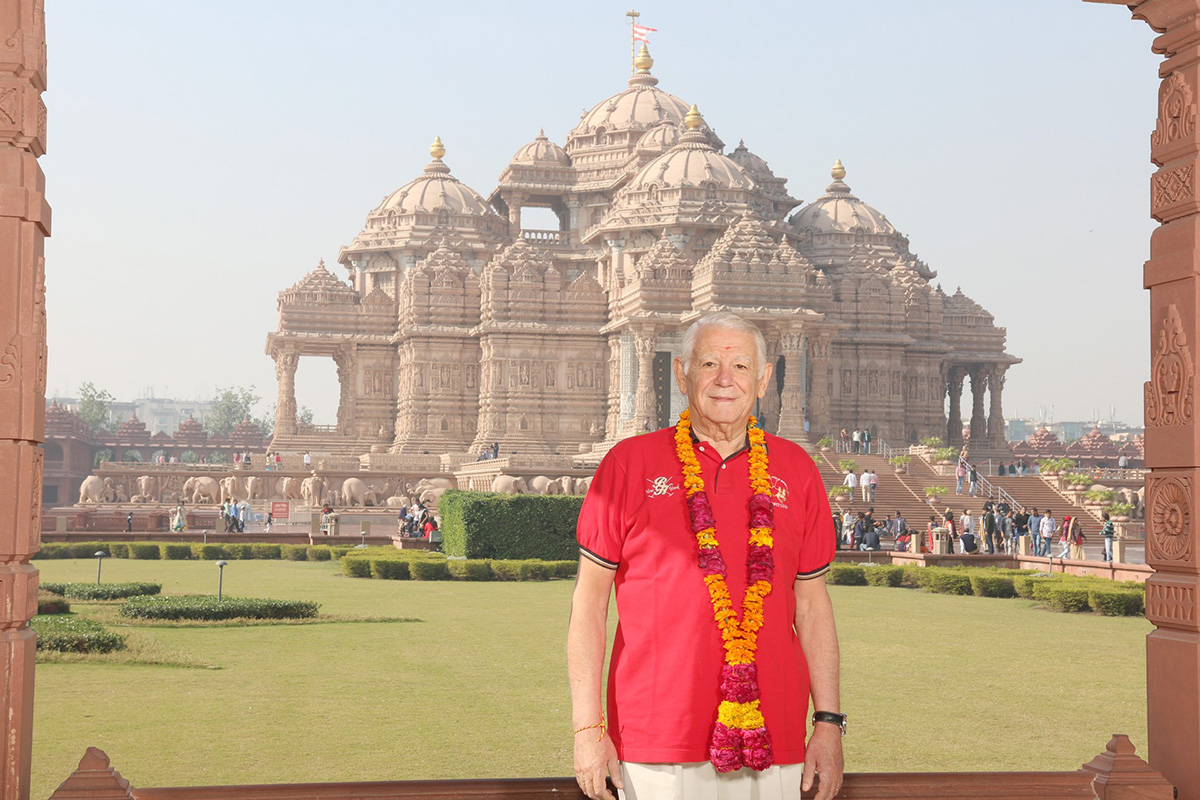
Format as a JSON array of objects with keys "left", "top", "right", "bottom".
[{"left": 812, "top": 711, "right": 847, "bottom": 735}]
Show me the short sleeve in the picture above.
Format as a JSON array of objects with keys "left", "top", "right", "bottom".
[
  {"left": 576, "top": 449, "right": 630, "bottom": 569},
  {"left": 796, "top": 457, "right": 836, "bottom": 580}
]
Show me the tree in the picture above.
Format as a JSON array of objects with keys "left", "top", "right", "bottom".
[
  {"left": 77, "top": 382, "right": 115, "bottom": 433},
  {"left": 205, "top": 386, "right": 271, "bottom": 437},
  {"left": 299, "top": 405, "right": 315, "bottom": 425}
]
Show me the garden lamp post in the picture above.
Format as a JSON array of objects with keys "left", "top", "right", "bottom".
[
  {"left": 216, "top": 560, "right": 227, "bottom": 600},
  {"left": 94, "top": 551, "right": 107, "bottom": 584}
]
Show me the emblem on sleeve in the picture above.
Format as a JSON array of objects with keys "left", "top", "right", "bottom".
[
  {"left": 769, "top": 476, "right": 790, "bottom": 509},
  {"left": 646, "top": 476, "right": 681, "bottom": 498}
]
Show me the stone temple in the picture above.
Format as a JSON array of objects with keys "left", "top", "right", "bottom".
[{"left": 265, "top": 45, "right": 1018, "bottom": 461}]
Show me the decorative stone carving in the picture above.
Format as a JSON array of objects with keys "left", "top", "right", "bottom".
[
  {"left": 1146, "top": 581, "right": 1197, "bottom": 626},
  {"left": 1146, "top": 304, "right": 1194, "bottom": 427},
  {"left": 1152, "top": 72, "right": 1197, "bottom": 150},
  {"left": 1148, "top": 476, "right": 1193, "bottom": 562},
  {"left": 1151, "top": 164, "right": 1193, "bottom": 213}
]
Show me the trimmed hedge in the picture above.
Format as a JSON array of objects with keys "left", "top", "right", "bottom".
[
  {"left": 41, "top": 581, "right": 162, "bottom": 600},
  {"left": 492, "top": 559, "right": 553, "bottom": 581},
  {"left": 32, "top": 615, "right": 126, "bottom": 653},
  {"left": 192, "top": 544, "right": 224, "bottom": 560},
  {"left": 922, "top": 570, "right": 972, "bottom": 595},
  {"left": 1045, "top": 586, "right": 1091, "bottom": 613},
  {"left": 827, "top": 564, "right": 867, "bottom": 586},
  {"left": 863, "top": 565, "right": 903, "bottom": 587},
  {"left": 970, "top": 574, "right": 1017, "bottom": 598},
  {"left": 37, "top": 591, "right": 71, "bottom": 614},
  {"left": 448, "top": 560, "right": 493, "bottom": 580},
  {"left": 341, "top": 557, "right": 372, "bottom": 578},
  {"left": 440, "top": 490, "right": 583, "bottom": 560},
  {"left": 119, "top": 595, "right": 320, "bottom": 621},
  {"left": 306, "top": 546, "right": 332, "bottom": 561},
  {"left": 370, "top": 560, "right": 410, "bottom": 580},
  {"left": 251, "top": 544, "right": 282, "bottom": 560},
  {"left": 282, "top": 544, "right": 308, "bottom": 561},
  {"left": 411, "top": 560, "right": 452, "bottom": 581},
  {"left": 35, "top": 543, "right": 68, "bottom": 559},
  {"left": 107, "top": 543, "right": 130, "bottom": 558},
  {"left": 129, "top": 543, "right": 161, "bottom": 560},
  {"left": 160, "top": 543, "right": 192, "bottom": 560},
  {"left": 1089, "top": 589, "right": 1144, "bottom": 616}
]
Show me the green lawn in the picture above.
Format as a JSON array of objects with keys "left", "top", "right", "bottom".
[{"left": 31, "top": 559, "right": 1149, "bottom": 797}]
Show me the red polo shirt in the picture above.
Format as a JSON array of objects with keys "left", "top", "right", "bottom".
[{"left": 577, "top": 427, "right": 835, "bottom": 764}]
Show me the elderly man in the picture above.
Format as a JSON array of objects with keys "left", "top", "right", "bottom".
[{"left": 568, "top": 312, "right": 844, "bottom": 800}]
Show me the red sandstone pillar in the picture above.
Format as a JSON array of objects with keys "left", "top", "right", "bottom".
[
  {"left": 1090, "top": 2, "right": 1200, "bottom": 798},
  {"left": 0, "top": 2, "right": 47, "bottom": 798}
]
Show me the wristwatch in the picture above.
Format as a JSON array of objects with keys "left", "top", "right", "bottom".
[{"left": 812, "top": 711, "right": 847, "bottom": 736}]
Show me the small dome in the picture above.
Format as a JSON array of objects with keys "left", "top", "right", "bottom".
[
  {"left": 376, "top": 146, "right": 495, "bottom": 218},
  {"left": 566, "top": 46, "right": 692, "bottom": 150},
  {"left": 728, "top": 140, "right": 771, "bottom": 178},
  {"left": 510, "top": 130, "right": 569, "bottom": 165},
  {"left": 636, "top": 122, "right": 681, "bottom": 153},
  {"left": 789, "top": 160, "right": 898, "bottom": 237},
  {"left": 624, "top": 110, "right": 754, "bottom": 194}
]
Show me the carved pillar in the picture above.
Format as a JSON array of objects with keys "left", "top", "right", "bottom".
[
  {"left": 808, "top": 333, "right": 833, "bottom": 436},
  {"left": 632, "top": 330, "right": 657, "bottom": 432},
  {"left": 946, "top": 366, "right": 964, "bottom": 449},
  {"left": 1092, "top": 3, "right": 1200, "bottom": 796},
  {"left": 776, "top": 333, "right": 806, "bottom": 439},
  {"left": 507, "top": 191, "right": 524, "bottom": 234},
  {"left": 273, "top": 351, "right": 299, "bottom": 436},
  {"left": 987, "top": 365, "right": 1007, "bottom": 447},
  {"left": 0, "top": 3, "right": 46, "bottom": 798},
  {"left": 968, "top": 367, "right": 987, "bottom": 448},
  {"left": 605, "top": 333, "right": 621, "bottom": 440},
  {"left": 333, "top": 348, "right": 355, "bottom": 436}
]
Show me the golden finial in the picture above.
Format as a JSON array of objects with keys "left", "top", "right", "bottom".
[
  {"left": 634, "top": 43, "right": 654, "bottom": 73},
  {"left": 684, "top": 104, "right": 703, "bottom": 130},
  {"left": 430, "top": 136, "right": 446, "bottom": 160},
  {"left": 831, "top": 158, "right": 846, "bottom": 180}
]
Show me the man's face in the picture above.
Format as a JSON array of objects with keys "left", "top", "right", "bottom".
[{"left": 674, "top": 326, "right": 772, "bottom": 432}]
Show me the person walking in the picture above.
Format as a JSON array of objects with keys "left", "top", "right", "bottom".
[
  {"left": 125, "top": 512, "right": 133, "bottom": 532},
  {"left": 867, "top": 470, "right": 878, "bottom": 504},
  {"left": 968, "top": 464, "right": 979, "bottom": 497},
  {"left": 955, "top": 460, "right": 966, "bottom": 495},
  {"left": 981, "top": 507, "right": 997, "bottom": 554},
  {"left": 1028, "top": 508, "right": 1042, "bottom": 557},
  {"left": 1056, "top": 515, "right": 1074, "bottom": 559},
  {"left": 860, "top": 470, "right": 870, "bottom": 503},
  {"left": 958, "top": 509, "right": 975, "bottom": 554},
  {"left": 1041, "top": 510, "right": 1058, "bottom": 558},
  {"left": 861, "top": 428, "right": 871, "bottom": 455},
  {"left": 1065, "top": 515, "right": 1086, "bottom": 560},
  {"left": 1100, "top": 512, "right": 1115, "bottom": 562},
  {"left": 851, "top": 428, "right": 861, "bottom": 454},
  {"left": 843, "top": 469, "right": 858, "bottom": 500},
  {"left": 303, "top": 451, "right": 311, "bottom": 469}
]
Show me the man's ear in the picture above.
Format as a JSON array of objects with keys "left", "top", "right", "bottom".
[{"left": 756, "top": 361, "right": 775, "bottom": 398}]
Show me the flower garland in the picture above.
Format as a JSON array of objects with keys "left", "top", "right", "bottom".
[{"left": 674, "top": 408, "right": 775, "bottom": 772}]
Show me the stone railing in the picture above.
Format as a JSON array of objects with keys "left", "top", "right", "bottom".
[{"left": 521, "top": 228, "right": 564, "bottom": 245}]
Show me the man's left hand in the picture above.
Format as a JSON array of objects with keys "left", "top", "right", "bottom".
[{"left": 801, "top": 724, "right": 844, "bottom": 800}]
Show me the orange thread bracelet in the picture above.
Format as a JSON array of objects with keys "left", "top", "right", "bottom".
[{"left": 573, "top": 714, "right": 606, "bottom": 742}]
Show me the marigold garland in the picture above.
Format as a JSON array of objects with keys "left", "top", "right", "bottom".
[{"left": 674, "top": 409, "right": 775, "bottom": 772}]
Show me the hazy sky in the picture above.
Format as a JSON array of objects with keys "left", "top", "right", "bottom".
[{"left": 43, "top": 1, "right": 1158, "bottom": 430}]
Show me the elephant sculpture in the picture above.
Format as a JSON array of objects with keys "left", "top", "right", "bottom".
[
  {"left": 414, "top": 477, "right": 455, "bottom": 494},
  {"left": 341, "top": 477, "right": 378, "bottom": 507},
  {"left": 419, "top": 486, "right": 448, "bottom": 511},
  {"left": 132, "top": 475, "right": 158, "bottom": 503},
  {"left": 282, "top": 477, "right": 302, "bottom": 501},
  {"left": 244, "top": 476, "right": 265, "bottom": 500},
  {"left": 490, "top": 475, "right": 528, "bottom": 494},
  {"left": 573, "top": 477, "right": 592, "bottom": 495},
  {"left": 78, "top": 475, "right": 110, "bottom": 504},
  {"left": 529, "top": 475, "right": 561, "bottom": 496},
  {"left": 220, "top": 476, "right": 243, "bottom": 503},
  {"left": 385, "top": 495, "right": 411, "bottom": 508},
  {"left": 183, "top": 476, "right": 220, "bottom": 504},
  {"left": 300, "top": 476, "right": 325, "bottom": 507},
  {"left": 556, "top": 476, "right": 575, "bottom": 495}
]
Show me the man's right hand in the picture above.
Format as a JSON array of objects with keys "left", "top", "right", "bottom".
[{"left": 573, "top": 732, "right": 623, "bottom": 800}]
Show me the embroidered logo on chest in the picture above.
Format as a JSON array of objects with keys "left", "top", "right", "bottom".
[
  {"left": 770, "top": 476, "right": 790, "bottom": 509},
  {"left": 645, "top": 476, "right": 681, "bottom": 498}
]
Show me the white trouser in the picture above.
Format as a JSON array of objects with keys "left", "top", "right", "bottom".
[{"left": 619, "top": 762, "right": 806, "bottom": 800}]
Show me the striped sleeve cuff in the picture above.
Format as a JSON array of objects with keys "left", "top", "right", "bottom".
[
  {"left": 580, "top": 546, "right": 618, "bottom": 570},
  {"left": 796, "top": 562, "right": 832, "bottom": 581}
]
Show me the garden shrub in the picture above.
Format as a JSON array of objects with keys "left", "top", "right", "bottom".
[
  {"left": 970, "top": 574, "right": 1017, "bottom": 598},
  {"left": 525, "top": 561, "right": 552, "bottom": 580},
  {"left": 447, "top": 560, "right": 493, "bottom": 580},
  {"left": 371, "top": 560, "right": 410, "bottom": 580},
  {"left": 47, "top": 582, "right": 162, "bottom": 601},
  {"left": 107, "top": 543, "right": 129, "bottom": 558},
  {"left": 251, "top": 544, "right": 282, "bottom": 560},
  {"left": 37, "top": 591, "right": 70, "bottom": 614},
  {"left": 34, "top": 543, "right": 69, "bottom": 559},
  {"left": 924, "top": 570, "right": 972, "bottom": 596},
  {"left": 863, "top": 565, "right": 903, "bottom": 587},
  {"left": 552, "top": 560, "right": 578, "bottom": 579},
  {"left": 490, "top": 559, "right": 533, "bottom": 581},
  {"left": 119, "top": 595, "right": 319, "bottom": 621},
  {"left": 40, "top": 582, "right": 66, "bottom": 595},
  {"left": 1031, "top": 580, "right": 1065, "bottom": 603},
  {"left": 32, "top": 615, "right": 126, "bottom": 653},
  {"left": 411, "top": 560, "right": 452, "bottom": 581},
  {"left": 1045, "top": 585, "right": 1091, "bottom": 612},
  {"left": 306, "top": 546, "right": 332, "bottom": 562},
  {"left": 282, "top": 544, "right": 308, "bottom": 561},
  {"left": 439, "top": 490, "right": 583, "bottom": 560},
  {"left": 899, "top": 564, "right": 923, "bottom": 588},
  {"left": 827, "top": 564, "right": 867, "bottom": 586},
  {"left": 192, "top": 544, "right": 225, "bottom": 560},
  {"left": 1089, "top": 589, "right": 1144, "bottom": 616},
  {"left": 128, "top": 543, "right": 161, "bottom": 560},
  {"left": 330, "top": 546, "right": 353, "bottom": 559},
  {"left": 68, "top": 542, "right": 107, "bottom": 559},
  {"left": 341, "top": 557, "right": 371, "bottom": 578},
  {"left": 159, "top": 543, "right": 192, "bottom": 560},
  {"left": 224, "top": 543, "right": 254, "bottom": 560}
]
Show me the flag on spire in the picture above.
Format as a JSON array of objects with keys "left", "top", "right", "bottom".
[{"left": 632, "top": 23, "right": 657, "bottom": 43}]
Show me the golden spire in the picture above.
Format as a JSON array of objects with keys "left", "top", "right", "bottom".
[
  {"left": 430, "top": 136, "right": 446, "bottom": 160},
  {"left": 684, "top": 104, "right": 703, "bottom": 130},
  {"left": 831, "top": 158, "right": 846, "bottom": 180},
  {"left": 634, "top": 43, "right": 653, "bottom": 73}
]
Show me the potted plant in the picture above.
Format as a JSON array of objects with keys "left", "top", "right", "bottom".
[
  {"left": 1107, "top": 501, "right": 1134, "bottom": 522},
  {"left": 920, "top": 436, "right": 944, "bottom": 448},
  {"left": 933, "top": 447, "right": 957, "bottom": 465},
  {"left": 816, "top": 436, "right": 834, "bottom": 452},
  {"left": 838, "top": 459, "right": 859, "bottom": 474},
  {"left": 889, "top": 454, "right": 911, "bottom": 474},
  {"left": 828, "top": 485, "right": 851, "bottom": 503},
  {"left": 924, "top": 485, "right": 948, "bottom": 504},
  {"left": 1084, "top": 488, "right": 1116, "bottom": 507}
]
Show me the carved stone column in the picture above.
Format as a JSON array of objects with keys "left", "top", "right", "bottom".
[
  {"left": 987, "top": 365, "right": 1007, "bottom": 447},
  {"left": 632, "top": 330, "right": 657, "bottom": 432},
  {"left": 758, "top": 337, "right": 782, "bottom": 435},
  {"left": 507, "top": 191, "right": 525, "bottom": 234},
  {"left": 0, "top": 3, "right": 46, "bottom": 798},
  {"left": 946, "top": 366, "right": 965, "bottom": 448},
  {"left": 1092, "top": 2, "right": 1200, "bottom": 796},
  {"left": 968, "top": 368, "right": 987, "bottom": 448},
  {"left": 604, "top": 333, "right": 622, "bottom": 440},
  {"left": 776, "top": 333, "right": 806, "bottom": 439},
  {"left": 273, "top": 351, "right": 299, "bottom": 436},
  {"left": 808, "top": 333, "right": 833, "bottom": 436},
  {"left": 333, "top": 348, "right": 355, "bottom": 436}
]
